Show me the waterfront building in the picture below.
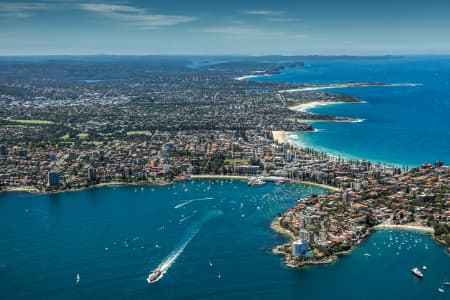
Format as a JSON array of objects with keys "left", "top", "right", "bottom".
[
  {"left": 88, "top": 167, "right": 97, "bottom": 181},
  {"left": 237, "top": 165, "right": 261, "bottom": 175},
  {"left": 47, "top": 171, "right": 60, "bottom": 187},
  {"left": 292, "top": 239, "right": 309, "bottom": 256},
  {"left": 299, "top": 229, "right": 315, "bottom": 244}
]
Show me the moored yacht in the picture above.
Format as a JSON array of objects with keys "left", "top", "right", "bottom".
[{"left": 411, "top": 267, "right": 423, "bottom": 278}]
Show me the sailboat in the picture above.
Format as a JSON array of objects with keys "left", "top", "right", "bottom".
[
  {"left": 444, "top": 278, "right": 450, "bottom": 286},
  {"left": 76, "top": 273, "right": 80, "bottom": 284}
]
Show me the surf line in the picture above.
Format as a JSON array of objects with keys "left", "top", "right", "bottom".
[
  {"left": 147, "top": 210, "right": 223, "bottom": 284},
  {"left": 174, "top": 197, "right": 214, "bottom": 209}
]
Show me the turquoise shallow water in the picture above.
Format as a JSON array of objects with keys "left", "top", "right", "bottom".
[
  {"left": 1, "top": 180, "right": 449, "bottom": 299},
  {"left": 251, "top": 56, "right": 450, "bottom": 167}
]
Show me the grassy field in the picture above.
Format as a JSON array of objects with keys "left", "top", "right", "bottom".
[
  {"left": 10, "top": 119, "right": 55, "bottom": 125},
  {"left": 76, "top": 133, "right": 90, "bottom": 139}
]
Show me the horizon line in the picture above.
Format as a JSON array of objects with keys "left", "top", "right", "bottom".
[{"left": 0, "top": 53, "right": 449, "bottom": 58}]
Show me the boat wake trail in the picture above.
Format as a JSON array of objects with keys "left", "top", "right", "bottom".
[
  {"left": 174, "top": 197, "right": 214, "bottom": 209},
  {"left": 148, "top": 209, "right": 223, "bottom": 283}
]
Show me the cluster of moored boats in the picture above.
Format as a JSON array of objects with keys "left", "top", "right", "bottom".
[{"left": 411, "top": 266, "right": 450, "bottom": 293}]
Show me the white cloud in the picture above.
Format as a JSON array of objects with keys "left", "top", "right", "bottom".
[
  {"left": 79, "top": 3, "right": 196, "bottom": 28},
  {"left": 200, "top": 26, "right": 261, "bottom": 35},
  {"left": 267, "top": 17, "right": 301, "bottom": 23},
  {"left": 240, "top": 10, "right": 285, "bottom": 16},
  {"left": 199, "top": 26, "right": 308, "bottom": 39},
  {"left": 0, "top": 2, "right": 49, "bottom": 17}
]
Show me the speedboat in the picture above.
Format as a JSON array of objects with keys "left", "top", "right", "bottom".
[
  {"left": 422, "top": 265, "right": 427, "bottom": 271},
  {"left": 147, "top": 269, "right": 162, "bottom": 284},
  {"left": 437, "top": 288, "right": 444, "bottom": 293},
  {"left": 411, "top": 267, "right": 423, "bottom": 278},
  {"left": 76, "top": 273, "right": 80, "bottom": 284}
]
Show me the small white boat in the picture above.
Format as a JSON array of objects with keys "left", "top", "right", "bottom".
[
  {"left": 209, "top": 259, "right": 213, "bottom": 267},
  {"left": 422, "top": 265, "right": 427, "bottom": 271},
  {"left": 76, "top": 273, "right": 80, "bottom": 284},
  {"left": 364, "top": 253, "right": 371, "bottom": 257},
  {"left": 437, "top": 288, "right": 444, "bottom": 293},
  {"left": 411, "top": 267, "right": 423, "bottom": 278}
]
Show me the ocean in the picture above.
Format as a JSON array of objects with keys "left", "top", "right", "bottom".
[
  {"left": 1, "top": 180, "right": 449, "bottom": 299},
  {"left": 250, "top": 56, "right": 450, "bottom": 167}
]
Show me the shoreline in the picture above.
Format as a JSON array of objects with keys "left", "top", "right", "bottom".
[
  {"left": 270, "top": 217, "right": 295, "bottom": 239},
  {"left": 234, "top": 74, "right": 270, "bottom": 81},
  {"left": 190, "top": 175, "right": 248, "bottom": 180},
  {"left": 0, "top": 180, "right": 172, "bottom": 195},
  {"left": 0, "top": 175, "right": 341, "bottom": 195},
  {"left": 288, "top": 101, "right": 361, "bottom": 113},
  {"left": 373, "top": 222, "right": 434, "bottom": 233},
  {"left": 278, "top": 82, "right": 422, "bottom": 93}
]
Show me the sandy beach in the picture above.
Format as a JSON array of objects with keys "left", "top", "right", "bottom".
[
  {"left": 234, "top": 74, "right": 268, "bottom": 81},
  {"left": 271, "top": 217, "right": 295, "bottom": 239},
  {"left": 288, "top": 101, "right": 348, "bottom": 112},
  {"left": 2, "top": 186, "right": 40, "bottom": 193},
  {"left": 271, "top": 130, "right": 289, "bottom": 144},
  {"left": 374, "top": 222, "right": 434, "bottom": 233}
]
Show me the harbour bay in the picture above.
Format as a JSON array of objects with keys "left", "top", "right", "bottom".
[{"left": 1, "top": 180, "right": 449, "bottom": 299}]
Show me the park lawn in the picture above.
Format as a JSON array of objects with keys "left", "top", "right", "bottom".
[{"left": 76, "top": 133, "right": 90, "bottom": 139}]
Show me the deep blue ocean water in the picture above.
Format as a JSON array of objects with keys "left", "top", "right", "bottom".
[
  {"left": 1, "top": 180, "right": 449, "bottom": 299},
  {"left": 251, "top": 56, "right": 450, "bottom": 167}
]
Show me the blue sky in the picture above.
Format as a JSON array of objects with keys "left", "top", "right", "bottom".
[{"left": 1, "top": 0, "right": 449, "bottom": 55}]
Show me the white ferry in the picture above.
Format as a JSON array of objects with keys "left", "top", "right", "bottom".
[{"left": 248, "top": 176, "right": 266, "bottom": 186}]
